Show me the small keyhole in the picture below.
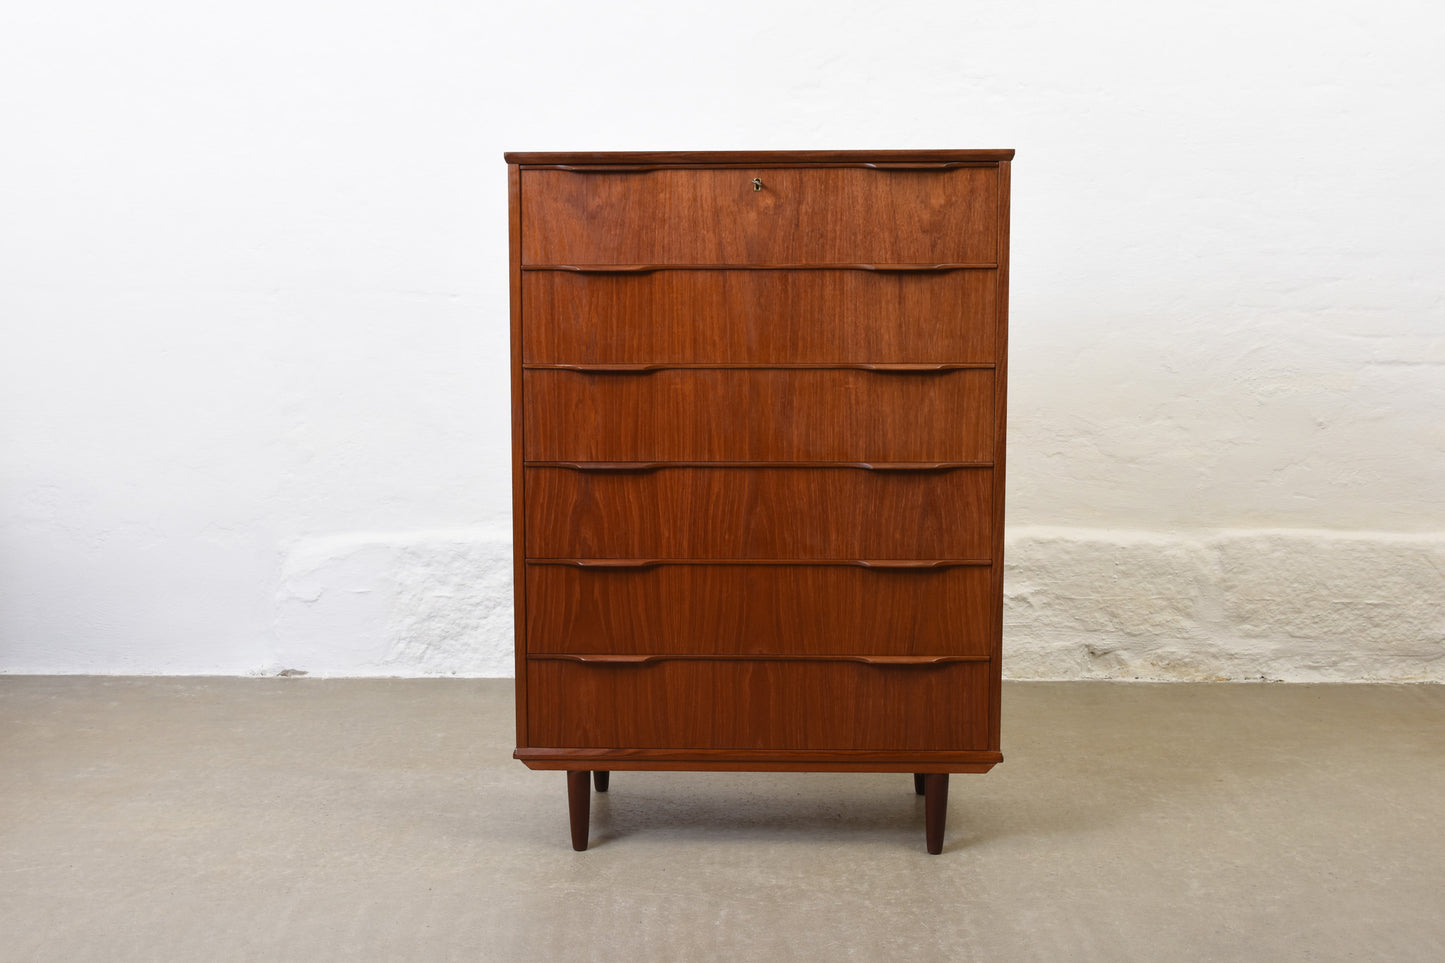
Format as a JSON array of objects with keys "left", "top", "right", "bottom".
[{"left": 752, "top": 178, "right": 762, "bottom": 192}]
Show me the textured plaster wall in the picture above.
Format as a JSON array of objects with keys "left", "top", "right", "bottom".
[{"left": 2, "top": 1, "right": 1442, "bottom": 679}]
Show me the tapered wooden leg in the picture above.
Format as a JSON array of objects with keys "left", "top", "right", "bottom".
[
  {"left": 924, "top": 773, "right": 949, "bottom": 855},
  {"left": 567, "top": 771, "right": 591, "bottom": 851},
  {"left": 593, "top": 770, "right": 610, "bottom": 792},
  {"left": 913, "top": 773, "right": 926, "bottom": 796}
]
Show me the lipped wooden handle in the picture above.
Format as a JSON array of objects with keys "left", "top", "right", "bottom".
[
  {"left": 859, "top": 162, "right": 971, "bottom": 170},
  {"left": 848, "top": 362, "right": 968, "bottom": 371},
  {"left": 548, "top": 264, "right": 660, "bottom": 274},
  {"left": 547, "top": 462, "right": 668, "bottom": 472},
  {"left": 558, "top": 559, "right": 665, "bottom": 569},
  {"left": 542, "top": 363, "right": 669, "bottom": 372},
  {"left": 849, "top": 560, "right": 969, "bottom": 569},
  {"left": 538, "top": 165, "right": 661, "bottom": 173},
  {"left": 853, "top": 263, "right": 971, "bottom": 272}
]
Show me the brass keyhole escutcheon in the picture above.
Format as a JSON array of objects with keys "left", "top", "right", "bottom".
[{"left": 752, "top": 177, "right": 762, "bottom": 192}]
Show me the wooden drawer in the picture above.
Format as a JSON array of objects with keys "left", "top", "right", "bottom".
[
  {"left": 527, "top": 659, "right": 991, "bottom": 750},
  {"left": 524, "top": 367, "right": 993, "bottom": 462},
  {"left": 520, "top": 167, "right": 998, "bottom": 265},
  {"left": 523, "top": 466, "right": 992, "bottom": 559},
  {"left": 526, "top": 563, "right": 993, "bottom": 656},
  {"left": 522, "top": 269, "right": 997, "bottom": 364}
]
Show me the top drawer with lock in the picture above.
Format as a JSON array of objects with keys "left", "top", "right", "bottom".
[{"left": 518, "top": 165, "right": 1000, "bottom": 266}]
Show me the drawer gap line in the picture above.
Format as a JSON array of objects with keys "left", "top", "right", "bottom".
[
  {"left": 524, "top": 558, "right": 993, "bottom": 568},
  {"left": 523, "top": 362, "right": 996, "bottom": 371},
  {"left": 523, "top": 263, "right": 999, "bottom": 273},
  {"left": 528, "top": 654, "right": 991, "bottom": 664},
  {"left": 526, "top": 461, "right": 994, "bottom": 471}
]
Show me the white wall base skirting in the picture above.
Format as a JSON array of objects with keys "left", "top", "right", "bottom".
[
  {"left": 1004, "top": 527, "right": 1444, "bottom": 683},
  {"left": 268, "top": 527, "right": 1444, "bottom": 682},
  {"left": 274, "top": 528, "right": 517, "bottom": 678}
]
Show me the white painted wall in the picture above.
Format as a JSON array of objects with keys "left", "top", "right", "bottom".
[{"left": 2, "top": 0, "right": 1441, "bottom": 679}]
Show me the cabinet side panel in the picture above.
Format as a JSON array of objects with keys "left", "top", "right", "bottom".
[
  {"left": 509, "top": 163, "right": 528, "bottom": 747},
  {"left": 989, "top": 160, "right": 1011, "bottom": 753}
]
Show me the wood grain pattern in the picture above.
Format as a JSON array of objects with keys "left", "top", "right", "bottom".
[
  {"left": 525, "top": 563, "right": 992, "bottom": 656},
  {"left": 522, "top": 269, "right": 996, "bottom": 364},
  {"left": 566, "top": 770, "right": 590, "bottom": 850},
  {"left": 520, "top": 167, "right": 997, "bottom": 265},
  {"left": 924, "top": 773, "right": 949, "bottom": 854},
  {"left": 524, "top": 367, "right": 993, "bottom": 462},
  {"left": 508, "top": 149, "right": 1012, "bottom": 849},
  {"left": 524, "top": 466, "right": 993, "bottom": 560},
  {"left": 528, "top": 660, "right": 991, "bottom": 751}
]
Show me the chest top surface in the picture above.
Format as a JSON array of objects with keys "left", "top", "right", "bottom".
[{"left": 505, "top": 149, "right": 1015, "bottom": 165}]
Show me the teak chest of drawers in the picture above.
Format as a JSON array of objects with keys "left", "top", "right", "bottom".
[{"left": 506, "top": 149, "right": 1013, "bottom": 853}]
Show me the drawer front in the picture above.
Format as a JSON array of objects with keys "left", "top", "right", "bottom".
[
  {"left": 524, "top": 368, "right": 993, "bottom": 462},
  {"left": 526, "top": 563, "right": 992, "bottom": 656},
  {"left": 520, "top": 167, "right": 998, "bottom": 265},
  {"left": 522, "top": 269, "right": 997, "bottom": 364},
  {"left": 524, "top": 466, "right": 992, "bottom": 559},
  {"left": 528, "top": 659, "right": 991, "bottom": 750}
]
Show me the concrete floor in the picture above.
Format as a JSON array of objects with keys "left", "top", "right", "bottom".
[{"left": 1, "top": 680, "right": 1441, "bottom": 962}]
